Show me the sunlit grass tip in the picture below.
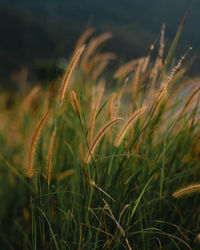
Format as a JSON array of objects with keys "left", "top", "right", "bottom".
[
  {"left": 114, "top": 107, "right": 146, "bottom": 147},
  {"left": 58, "top": 45, "right": 86, "bottom": 106},
  {"left": 86, "top": 118, "right": 123, "bottom": 163},
  {"left": 173, "top": 184, "right": 200, "bottom": 198}
]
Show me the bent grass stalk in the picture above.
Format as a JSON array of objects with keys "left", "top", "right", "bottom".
[
  {"left": 103, "top": 199, "right": 132, "bottom": 250},
  {"left": 114, "top": 58, "right": 141, "bottom": 79},
  {"left": 86, "top": 118, "right": 123, "bottom": 164},
  {"left": 27, "top": 110, "right": 50, "bottom": 178},
  {"left": 173, "top": 184, "right": 200, "bottom": 198},
  {"left": 114, "top": 107, "right": 146, "bottom": 147}
]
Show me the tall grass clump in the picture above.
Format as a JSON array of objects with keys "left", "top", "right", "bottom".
[{"left": 0, "top": 14, "right": 200, "bottom": 249}]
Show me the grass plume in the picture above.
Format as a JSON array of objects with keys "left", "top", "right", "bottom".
[
  {"left": 173, "top": 184, "right": 200, "bottom": 198},
  {"left": 27, "top": 110, "right": 50, "bottom": 178},
  {"left": 114, "top": 107, "right": 146, "bottom": 147},
  {"left": 86, "top": 118, "right": 123, "bottom": 163},
  {"left": 88, "top": 87, "right": 104, "bottom": 146},
  {"left": 71, "top": 90, "right": 81, "bottom": 119},
  {"left": 59, "top": 45, "right": 85, "bottom": 106},
  {"left": 46, "top": 126, "right": 57, "bottom": 185}
]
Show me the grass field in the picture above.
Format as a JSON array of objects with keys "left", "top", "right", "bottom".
[{"left": 0, "top": 20, "right": 200, "bottom": 249}]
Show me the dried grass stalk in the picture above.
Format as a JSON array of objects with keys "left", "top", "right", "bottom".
[
  {"left": 59, "top": 45, "right": 85, "bottom": 105},
  {"left": 173, "top": 184, "right": 200, "bottom": 198},
  {"left": 88, "top": 87, "right": 104, "bottom": 146},
  {"left": 114, "top": 107, "right": 146, "bottom": 147},
  {"left": 141, "top": 44, "right": 155, "bottom": 73},
  {"left": 27, "top": 110, "right": 50, "bottom": 178},
  {"left": 103, "top": 199, "right": 132, "bottom": 250},
  {"left": 46, "top": 126, "right": 57, "bottom": 185},
  {"left": 86, "top": 118, "right": 123, "bottom": 163}
]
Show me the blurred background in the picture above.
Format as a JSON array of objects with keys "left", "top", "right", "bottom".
[{"left": 0, "top": 0, "right": 199, "bottom": 88}]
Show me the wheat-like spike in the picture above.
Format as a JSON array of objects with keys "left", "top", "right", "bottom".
[
  {"left": 59, "top": 45, "right": 85, "bottom": 105},
  {"left": 114, "top": 58, "right": 141, "bottom": 79},
  {"left": 179, "top": 85, "right": 200, "bottom": 117},
  {"left": 114, "top": 107, "right": 146, "bottom": 147},
  {"left": 86, "top": 118, "right": 123, "bottom": 163},
  {"left": 75, "top": 27, "right": 95, "bottom": 50},
  {"left": 85, "top": 53, "right": 100, "bottom": 78},
  {"left": 86, "top": 53, "right": 116, "bottom": 77},
  {"left": 71, "top": 90, "right": 81, "bottom": 119},
  {"left": 88, "top": 87, "right": 104, "bottom": 146},
  {"left": 18, "top": 86, "right": 41, "bottom": 122},
  {"left": 92, "top": 60, "right": 109, "bottom": 81},
  {"left": 27, "top": 110, "right": 50, "bottom": 178},
  {"left": 80, "top": 33, "right": 112, "bottom": 68},
  {"left": 21, "top": 86, "right": 41, "bottom": 110},
  {"left": 46, "top": 126, "right": 57, "bottom": 185},
  {"left": 173, "top": 184, "right": 200, "bottom": 198}
]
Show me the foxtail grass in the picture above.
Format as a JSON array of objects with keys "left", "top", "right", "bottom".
[
  {"left": 71, "top": 90, "right": 81, "bottom": 119},
  {"left": 27, "top": 110, "right": 50, "bottom": 178},
  {"left": 46, "top": 126, "right": 57, "bottom": 185},
  {"left": 58, "top": 45, "right": 85, "bottom": 107},
  {"left": 88, "top": 87, "right": 104, "bottom": 146},
  {"left": 173, "top": 184, "right": 200, "bottom": 198},
  {"left": 114, "top": 107, "right": 146, "bottom": 147},
  {"left": 86, "top": 118, "right": 123, "bottom": 163}
]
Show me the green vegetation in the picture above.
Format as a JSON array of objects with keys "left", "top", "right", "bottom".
[{"left": 0, "top": 22, "right": 200, "bottom": 249}]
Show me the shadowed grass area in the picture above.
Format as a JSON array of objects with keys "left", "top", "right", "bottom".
[{"left": 0, "top": 21, "right": 200, "bottom": 249}]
